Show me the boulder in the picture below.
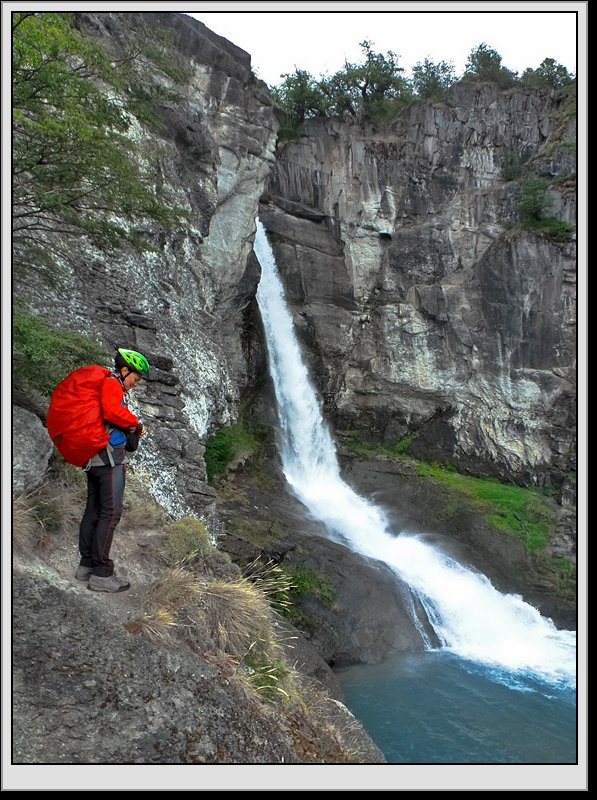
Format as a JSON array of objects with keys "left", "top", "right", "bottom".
[{"left": 12, "top": 406, "right": 53, "bottom": 495}]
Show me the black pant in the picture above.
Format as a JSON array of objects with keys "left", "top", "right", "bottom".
[{"left": 79, "top": 465, "right": 126, "bottom": 577}]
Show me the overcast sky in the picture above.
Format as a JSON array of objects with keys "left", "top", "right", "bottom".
[{"left": 186, "top": 4, "right": 581, "bottom": 87}]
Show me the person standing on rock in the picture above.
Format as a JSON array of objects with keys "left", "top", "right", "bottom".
[{"left": 76, "top": 348, "right": 149, "bottom": 593}]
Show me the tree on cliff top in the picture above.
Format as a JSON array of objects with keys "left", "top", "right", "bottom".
[
  {"left": 270, "top": 68, "right": 329, "bottom": 138},
  {"left": 319, "top": 40, "right": 412, "bottom": 121},
  {"left": 12, "top": 12, "right": 187, "bottom": 284},
  {"left": 520, "top": 57, "right": 576, "bottom": 89},
  {"left": 411, "top": 57, "right": 457, "bottom": 101},
  {"left": 462, "top": 42, "right": 518, "bottom": 88},
  {"left": 272, "top": 40, "right": 412, "bottom": 134}
]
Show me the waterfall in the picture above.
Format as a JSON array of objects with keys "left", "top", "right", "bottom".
[{"left": 254, "top": 219, "right": 576, "bottom": 691}]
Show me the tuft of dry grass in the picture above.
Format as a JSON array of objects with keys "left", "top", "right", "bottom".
[
  {"left": 144, "top": 565, "right": 202, "bottom": 614},
  {"left": 292, "top": 678, "right": 376, "bottom": 763},
  {"left": 126, "top": 553, "right": 301, "bottom": 708},
  {"left": 127, "top": 566, "right": 204, "bottom": 644},
  {"left": 12, "top": 490, "right": 46, "bottom": 554},
  {"left": 157, "top": 516, "right": 213, "bottom": 566},
  {"left": 12, "top": 473, "right": 85, "bottom": 554},
  {"left": 198, "top": 577, "right": 274, "bottom": 659},
  {"left": 241, "top": 653, "right": 298, "bottom": 704},
  {"left": 124, "top": 608, "right": 178, "bottom": 643},
  {"left": 242, "top": 557, "right": 294, "bottom": 617}
]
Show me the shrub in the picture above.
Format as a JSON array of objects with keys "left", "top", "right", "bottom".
[
  {"left": 520, "top": 217, "right": 575, "bottom": 242},
  {"left": 501, "top": 151, "right": 523, "bottom": 182},
  {"left": 13, "top": 309, "right": 109, "bottom": 397},
  {"left": 516, "top": 177, "right": 575, "bottom": 241},
  {"left": 517, "top": 176, "right": 551, "bottom": 222},
  {"left": 204, "top": 422, "right": 263, "bottom": 482},
  {"left": 159, "top": 516, "right": 213, "bottom": 565}
]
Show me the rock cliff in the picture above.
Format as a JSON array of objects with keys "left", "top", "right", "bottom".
[
  {"left": 16, "top": 12, "right": 576, "bottom": 519},
  {"left": 261, "top": 83, "right": 576, "bottom": 495},
  {"left": 20, "top": 10, "right": 278, "bottom": 524}
]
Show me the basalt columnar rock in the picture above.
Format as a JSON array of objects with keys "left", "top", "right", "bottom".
[{"left": 261, "top": 84, "right": 576, "bottom": 498}]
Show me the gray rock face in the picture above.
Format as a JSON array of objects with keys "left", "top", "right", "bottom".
[
  {"left": 19, "top": 11, "right": 277, "bottom": 523},
  {"left": 262, "top": 83, "right": 576, "bottom": 497},
  {"left": 341, "top": 454, "right": 576, "bottom": 629},
  {"left": 12, "top": 408, "right": 53, "bottom": 495},
  {"left": 12, "top": 566, "right": 383, "bottom": 763},
  {"left": 15, "top": 13, "right": 576, "bottom": 531},
  {"left": 282, "top": 539, "right": 432, "bottom": 665}
]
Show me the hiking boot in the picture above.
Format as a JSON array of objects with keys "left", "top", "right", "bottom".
[
  {"left": 75, "top": 565, "right": 93, "bottom": 582},
  {"left": 88, "top": 574, "right": 130, "bottom": 593}
]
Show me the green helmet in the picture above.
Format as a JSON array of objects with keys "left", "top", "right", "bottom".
[{"left": 117, "top": 348, "right": 150, "bottom": 375}]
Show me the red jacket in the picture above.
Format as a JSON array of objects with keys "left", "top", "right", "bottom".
[{"left": 101, "top": 375, "right": 139, "bottom": 430}]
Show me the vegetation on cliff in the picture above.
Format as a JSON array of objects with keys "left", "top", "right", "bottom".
[
  {"left": 12, "top": 12, "right": 188, "bottom": 284},
  {"left": 342, "top": 430, "right": 575, "bottom": 602},
  {"left": 271, "top": 40, "right": 575, "bottom": 134}
]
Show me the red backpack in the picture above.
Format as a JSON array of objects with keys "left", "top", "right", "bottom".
[{"left": 46, "top": 365, "right": 112, "bottom": 467}]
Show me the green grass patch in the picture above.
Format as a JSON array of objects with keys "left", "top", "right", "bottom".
[
  {"left": 13, "top": 308, "right": 109, "bottom": 397},
  {"left": 243, "top": 652, "right": 296, "bottom": 704},
  {"left": 290, "top": 565, "right": 336, "bottom": 607},
  {"left": 415, "top": 461, "right": 554, "bottom": 552},
  {"left": 552, "top": 556, "right": 576, "bottom": 594},
  {"left": 517, "top": 217, "right": 575, "bottom": 242},
  {"left": 344, "top": 430, "right": 413, "bottom": 459},
  {"left": 205, "top": 422, "right": 266, "bottom": 483}
]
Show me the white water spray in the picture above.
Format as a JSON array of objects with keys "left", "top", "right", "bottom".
[{"left": 254, "top": 219, "right": 576, "bottom": 690}]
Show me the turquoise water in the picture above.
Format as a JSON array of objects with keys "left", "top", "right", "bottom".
[{"left": 335, "top": 650, "right": 577, "bottom": 764}]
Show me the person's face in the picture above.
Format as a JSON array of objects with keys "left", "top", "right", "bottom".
[{"left": 122, "top": 370, "right": 142, "bottom": 390}]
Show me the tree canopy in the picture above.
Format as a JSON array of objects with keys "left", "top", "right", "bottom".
[
  {"left": 12, "top": 12, "right": 187, "bottom": 282},
  {"left": 319, "top": 40, "right": 412, "bottom": 119},
  {"left": 270, "top": 68, "right": 329, "bottom": 134},
  {"left": 520, "top": 58, "right": 576, "bottom": 89},
  {"left": 270, "top": 39, "right": 575, "bottom": 137},
  {"left": 462, "top": 42, "right": 518, "bottom": 87},
  {"left": 411, "top": 58, "right": 457, "bottom": 100}
]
